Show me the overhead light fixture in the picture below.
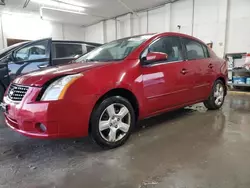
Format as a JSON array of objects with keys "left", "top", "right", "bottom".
[
  {"left": 41, "top": 6, "right": 87, "bottom": 16},
  {"left": 33, "top": 0, "right": 107, "bottom": 19},
  {"left": 31, "top": 0, "right": 85, "bottom": 12},
  {"left": 57, "top": 0, "right": 88, "bottom": 7}
]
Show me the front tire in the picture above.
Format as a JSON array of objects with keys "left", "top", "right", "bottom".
[
  {"left": 204, "top": 80, "right": 226, "bottom": 110},
  {"left": 90, "top": 96, "right": 136, "bottom": 149}
]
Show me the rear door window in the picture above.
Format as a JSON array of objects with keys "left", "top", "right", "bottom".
[
  {"left": 182, "top": 38, "right": 205, "bottom": 60},
  {"left": 52, "top": 43, "right": 87, "bottom": 59},
  {"left": 202, "top": 44, "right": 210, "bottom": 58}
]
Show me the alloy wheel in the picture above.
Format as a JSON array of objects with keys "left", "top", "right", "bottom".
[
  {"left": 98, "top": 103, "right": 131, "bottom": 142},
  {"left": 214, "top": 83, "right": 224, "bottom": 106}
]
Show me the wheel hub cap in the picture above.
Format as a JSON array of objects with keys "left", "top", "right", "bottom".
[{"left": 110, "top": 117, "right": 119, "bottom": 128}]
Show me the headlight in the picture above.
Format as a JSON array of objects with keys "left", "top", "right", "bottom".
[{"left": 41, "top": 74, "right": 82, "bottom": 101}]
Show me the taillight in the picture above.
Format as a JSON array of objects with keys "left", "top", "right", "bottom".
[
  {"left": 245, "top": 53, "right": 250, "bottom": 64},
  {"left": 221, "top": 60, "right": 228, "bottom": 75}
]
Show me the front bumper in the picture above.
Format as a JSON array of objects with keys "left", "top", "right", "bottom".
[{"left": 2, "top": 87, "right": 94, "bottom": 139}]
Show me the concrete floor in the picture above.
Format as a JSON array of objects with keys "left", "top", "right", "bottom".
[{"left": 1, "top": 94, "right": 250, "bottom": 188}]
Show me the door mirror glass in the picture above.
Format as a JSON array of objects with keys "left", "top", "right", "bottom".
[{"left": 146, "top": 52, "right": 168, "bottom": 62}]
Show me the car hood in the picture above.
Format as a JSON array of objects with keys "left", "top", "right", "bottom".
[{"left": 14, "top": 62, "right": 111, "bottom": 87}]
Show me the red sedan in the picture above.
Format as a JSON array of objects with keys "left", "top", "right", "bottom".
[{"left": 1, "top": 32, "right": 227, "bottom": 148}]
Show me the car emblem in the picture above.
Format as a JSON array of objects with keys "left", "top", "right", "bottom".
[{"left": 9, "top": 89, "right": 14, "bottom": 97}]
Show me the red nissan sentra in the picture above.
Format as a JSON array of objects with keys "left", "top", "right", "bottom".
[{"left": 1, "top": 33, "right": 227, "bottom": 148}]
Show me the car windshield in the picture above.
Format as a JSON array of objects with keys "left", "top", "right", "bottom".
[{"left": 75, "top": 35, "right": 154, "bottom": 62}]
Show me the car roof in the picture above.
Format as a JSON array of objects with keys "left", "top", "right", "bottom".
[
  {"left": 154, "top": 32, "right": 206, "bottom": 44},
  {"left": 118, "top": 32, "right": 206, "bottom": 45}
]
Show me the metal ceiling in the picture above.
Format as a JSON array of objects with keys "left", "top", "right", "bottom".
[{"left": 0, "top": 0, "right": 180, "bottom": 25}]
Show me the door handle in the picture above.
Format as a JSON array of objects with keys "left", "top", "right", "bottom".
[
  {"left": 180, "top": 68, "right": 188, "bottom": 75},
  {"left": 208, "top": 63, "right": 213, "bottom": 69},
  {"left": 37, "top": 64, "right": 48, "bottom": 69}
]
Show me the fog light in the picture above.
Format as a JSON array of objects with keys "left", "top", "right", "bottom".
[{"left": 36, "top": 123, "right": 47, "bottom": 133}]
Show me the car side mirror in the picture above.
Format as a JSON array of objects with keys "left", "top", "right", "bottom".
[
  {"left": 2, "top": 52, "right": 14, "bottom": 63},
  {"left": 143, "top": 52, "right": 168, "bottom": 65},
  {"left": 8, "top": 51, "right": 15, "bottom": 61},
  {"left": 74, "top": 54, "right": 80, "bottom": 58}
]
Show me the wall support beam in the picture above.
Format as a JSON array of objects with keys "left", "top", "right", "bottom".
[
  {"left": 146, "top": 10, "right": 149, "bottom": 33},
  {"left": 103, "top": 20, "right": 107, "bottom": 43},
  {"left": 191, "top": 0, "right": 195, "bottom": 36},
  {"left": 115, "top": 18, "right": 118, "bottom": 40},
  {"left": 165, "top": 3, "right": 172, "bottom": 32},
  {"left": 224, "top": 0, "right": 230, "bottom": 55}
]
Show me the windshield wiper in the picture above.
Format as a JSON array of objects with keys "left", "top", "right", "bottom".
[
  {"left": 84, "top": 59, "right": 123, "bottom": 62},
  {"left": 85, "top": 59, "right": 101, "bottom": 62},
  {"left": 105, "top": 59, "right": 123, "bottom": 62}
]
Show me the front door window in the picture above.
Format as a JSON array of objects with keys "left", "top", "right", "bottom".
[
  {"left": 8, "top": 39, "right": 51, "bottom": 81},
  {"left": 15, "top": 40, "right": 49, "bottom": 61},
  {"left": 142, "top": 36, "right": 183, "bottom": 63}
]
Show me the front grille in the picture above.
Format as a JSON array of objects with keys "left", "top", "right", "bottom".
[{"left": 8, "top": 84, "right": 29, "bottom": 101}]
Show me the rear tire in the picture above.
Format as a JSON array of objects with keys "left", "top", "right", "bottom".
[
  {"left": 0, "top": 85, "right": 4, "bottom": 102},
  {"left": 204, "top": 80, "right": 226, "bottom": 110},
  {"left": 90, "top": 96, "right": 136, "bottom": 149}
]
